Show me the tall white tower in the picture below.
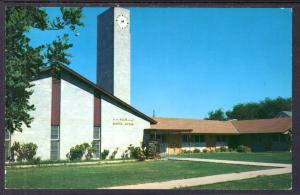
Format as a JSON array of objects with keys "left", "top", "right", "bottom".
[{"left": 97, "top": 7, "right": 131, "bottom": 104}]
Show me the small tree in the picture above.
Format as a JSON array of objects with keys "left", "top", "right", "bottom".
[
  {"left": 5, "top": 7, "right": 84, "bottom": 135},
  {"left": 66, "top": 142, "right": 95, "bottom": 161},
  {"left": 10, "top": 141, "right": 38, "bottom": 162},
  {"left": 101, "top": 149, "right": 109, "bottom": 160},
  {"left": 205, "top": 109, "right": 227, "bottom": 121}
]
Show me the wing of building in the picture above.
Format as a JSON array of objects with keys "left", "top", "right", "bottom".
[
  {"left": 145, "top": 117, "right": 291, "bottom": 153},
  {"left": 7, "top": 64, "right": 156, "bottom": 160}
]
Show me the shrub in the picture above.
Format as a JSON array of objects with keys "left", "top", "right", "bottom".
[
  {"left": 67, "top": 142, "right": 94, "bottom": 160},
  {"left": 121, "top": 150, "right": 129, "bottom": 159},
  {"left": 135, "top": 147, "right": 146, "bottom": 161},
  {"left": 215, "top": 148, "right": 221, "bottom": 152},
  {"left": 237, "top": 145, "right": 251, "bottom": 152},
  {"left": 109, "top": 148, "right": 119, "bottom": 160},
  {"left": 145, "top": 141, "right": 160, "bottom": 159},
  {"left": 228, "top": 148, "right": 235, "bottom": 152},
  {"left": 29, "top": 157, "right": 41, "bottom": 165},
  {"left": 127, "top": 144, "right": 146, "bottom": 161},
  {"left": 10, "top": 142, "right": 38, "bottom": 162},
  {"left": 220, "top": 146, "right": 227, "bottom": 152},
  {"left": 202, "top": 148, "right": 208, "bottom": 153},
  {"left": 193, "top": 148, "right": 200, "bottom": 153},
  {"left": 181, "top": 149, "right": 187, "bottom": 154},
  {"left": 101, "top": 149, "right": 109, "bottom": 160}
]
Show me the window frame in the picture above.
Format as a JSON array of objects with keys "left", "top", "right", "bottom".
[
  {"left": 51, "top": 125, "right": 60, "bottom": 140},
  {"left": 50, "top": 140, "right": 60, "bottom": 160},
  {"left": 217, "top": 135, "right": 226, "bottom": 142},
  {"left": 50, "top": 125, "right": 60, "bottom": 160},
  {"left": 182, "top": 135, "right": 188, "bottom": 143},
  {"left": 5, "top": 131, "right": 10, "bottom": 140},
  {"left": 93, "top": 126, "right": 101, "bottom": 158},
  {"left": 93, "top": 127, "right": 101, "bottom": 140}
]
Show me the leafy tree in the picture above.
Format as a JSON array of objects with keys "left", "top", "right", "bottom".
[
  {"left": 205, "top": 109, "right": 227, "bottom": 121},
  {"left": 226, "top": 97, "right": 291, "bottom": 120},
  {"left": 5, "top": 7, "right": 84, "bottom": 134},
  {"left": 226, "top": 103, "right": 262, "bottom": 120}
]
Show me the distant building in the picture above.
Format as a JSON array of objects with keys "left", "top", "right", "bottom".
[{"left": 275, "top": 111, "right": 292, "bottom": 118}]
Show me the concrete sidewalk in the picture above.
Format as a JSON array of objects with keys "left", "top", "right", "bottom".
[
  {"left": 168, "top": 157, "right": 291, "bottom": 168},
  {"left": 104, "top": 167, "right": 291, "bottom": 189},
  {"left": 102, "top": 158, "right": 291, "bottom": 189}
]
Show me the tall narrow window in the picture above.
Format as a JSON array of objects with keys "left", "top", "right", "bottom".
[
  {"left": 199, "top": 135, "right": 205, "bottom": 142},
  {"left": 5, "top": 131, "right": 10, "bottom": 161},
  {"left": 50, "top": 125, "right": 60, "bottom": 160},
  {"left": 93, "top": 127, "right": 101, "bottom": 158}
]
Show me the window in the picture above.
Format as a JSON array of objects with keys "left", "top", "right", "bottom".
[
  {"left": 5, "top": 132, "right": 10, "bottom": 161},
  {"left": 93, "top": 140, "right": 100, "bottom": 158},
  {"left": 182, "top": 135, "right": 188, "bottom": 142},
  {"left": 200, "top": 135, "right": 205, "bottom": 142},
  {"left": 93, "top": 127, "right": 101, "bottom": 158},
  {"left": 272, "top": 134, "right": 288, "bottom": 143},
  {"left": 272, "top": 134, "right": 280, "bottom": 142},
  {"left": 279, "top": 134, "right": 287, "bottom": 142},
  {"left": 217, "top": 135, "right": 226, "bottom": 142},
  {"left": 5, "top": 140, "right": 10, "bottom": 161},
  {"left": 51, "top": 125, "right": 59, "bottom": 140},
  {"left": 93, "top": 127, "right": 100, "bottom": 140},
  {"left": 149, "top": 134, "right": 154, "bottom": 140},
  {"left": 5, "top": 131, "right": 10, "bottom": 140},
  {"left": 156, "top": 134, "right": 161, "bottom": 140},
  {"left": 190, "top": 135, "right": 195, "bottom": 143},
  {"left": 50, "top": 141, "right": 60, "bottom": 160},
  {"left": 155, "top": 134, "right": 166, "bottom": 143},
  {"left": 50, "top": 125, "right": 60, "bottom": 160},
  {"left": 189, "top": 135, "right": 205, "bottom": 143}
]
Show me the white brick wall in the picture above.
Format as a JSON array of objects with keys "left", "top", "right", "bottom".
[
  {"left": 59, "top": 73, "right": 94, "bottom": 159},
  {"left": 101, "top": 96, "right": 150, "bottom": 158},
  {"left": 11, "top": 77, "right": 52, "bottom": 160},
  {"left": 10, "top": 72, "right": 151, "bottom": 161}
]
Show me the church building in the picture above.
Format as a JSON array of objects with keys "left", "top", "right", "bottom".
[{"left": 5, "top": 7, "right": 292, "bottom": 161}]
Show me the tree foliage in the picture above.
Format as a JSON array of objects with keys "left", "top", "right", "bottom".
[
  {"left": 205, "top": 97, "right": 291, "bottom": 121},
  {"left": 226, "top": 97, "right": 291, "bottom": 120},
  {"left": 5, "top": 7, "right": 84, "bottom": 134},
  {"left": 205, "top": 109, "right": 227, "bottom": 121}
]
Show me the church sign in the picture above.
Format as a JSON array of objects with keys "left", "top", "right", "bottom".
[{"left": 113, "top": 118, "right": 134, "bottom": 126}]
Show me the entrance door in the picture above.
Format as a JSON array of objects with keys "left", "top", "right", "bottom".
[
  {"left": 167, "top": 135, "right": 181, "bottom": 154},
  {"left": 206, "top": 135, "right": 216, "bottom": 151}
]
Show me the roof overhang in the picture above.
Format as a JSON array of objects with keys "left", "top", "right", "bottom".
[
  {"left": 144, "top": 128, "right": 193, "bottom": 134},
  {"left": 38, "top": 65, "right": 157, "bottom": 124}
]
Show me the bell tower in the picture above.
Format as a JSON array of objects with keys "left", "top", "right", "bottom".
[{"left": 97, "top": 7, "right": 131, "bottom": 104}]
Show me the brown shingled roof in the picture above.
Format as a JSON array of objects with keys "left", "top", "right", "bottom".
[
  {"left": 148, "top": 117, "right": 239, "bottom": 134},
  {"left": 232, "top": 118, "right": 291, "bottom": 134},
  {"left": 148, "top": 117, "right": 291, "bottom": 134}
]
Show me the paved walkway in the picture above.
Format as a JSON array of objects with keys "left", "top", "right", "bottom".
[
  {"left": 103, "top": 158, "right": 291, "bottom": 189},
  {"left": 168, "top": 157, "right": 291, "bottom": 168}
]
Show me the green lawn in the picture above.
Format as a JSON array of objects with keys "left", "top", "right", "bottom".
[
  {"left": 179, "top": 173, "right": 291, "bottom": 190},
  {"left": 173, "top": 152, "right": 292, "bottom": 164},
  {"left": 6, "top": 160, "right": 272, "bottom": 189}
]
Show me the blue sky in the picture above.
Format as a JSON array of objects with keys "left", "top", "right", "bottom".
[{"left": 28, "top": 7, "right": 292, "bottom": 119}]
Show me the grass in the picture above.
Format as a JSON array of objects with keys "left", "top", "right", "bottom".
[
  {"left": 5, "top": 158, "right": 132, "bottom": 167},
  {"left": 179, "top": 173, "right": 291, "bottom": 190},
  {"left": 174, "top": 151, "right": 292, "bottom": 164},
  {"left": 6, "top": 160, "right": 272, "bottom": 189}
]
